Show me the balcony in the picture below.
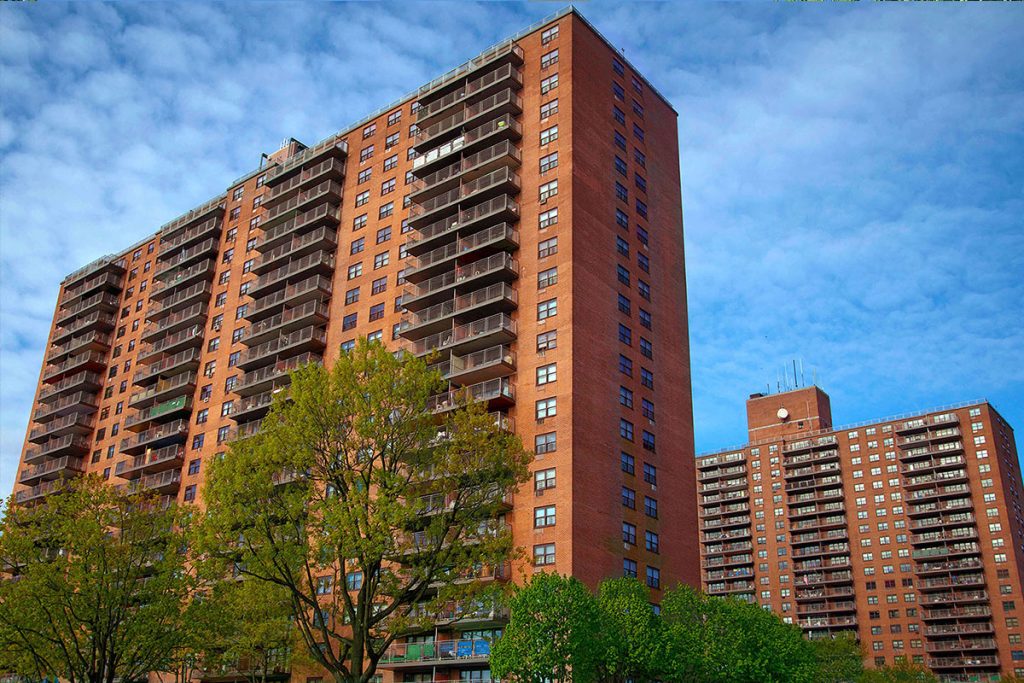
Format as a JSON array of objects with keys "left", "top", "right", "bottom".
[
  {"left": 115, "top": 445, "right": 186, "bottom": 480},
  {"left": 700, "top": 503, "right": 751, "bottom": 520},
  {"left": 797, "top": 601, "right": 857, "bottom": 616},
  {"left": 798, "top": 616, "right": 856, "bottom": 630},
  {"left": 138, "top": 325, "right": 204, "bottom": 363},
  {"left": 33, "top": 390, "right": 98, "bottom": 423},
  {"left": 702, "top": 553, "right": 754, "bottom": 569},
  {"left": 784, "top": 461, "right": 840, "bottom": 480},
  {"left": 699, "top": 478, "right": 747, "bottom": 494},
  {"left": 896, "top": 413, "right": 959, "bottom": 434},
  {"left": 912, "top": 543, "right": 980, "bottom": 560},
  {"left": 899, "top": 442, "right": 966, "bottom": 464},
  {"left": 911, "top": 528, "right": 979, "bottom": 546},
  {"left": 42, "top": 351, "right": 106, "bottom": 384},
  {"left": 700, "top": 490, "right": 750, "bottom": 506},
  {"left": 927, "top": 655, "right": 998, "bottom": 669},
  {"left": 128, "top": 370, "right": 197, "bottom": 409},
  {"left": 427, "top": 377, "right": 514, "bottom": 413},
  {"left": 402, "top": 253, "right": 518, "bottom": 311},
  {"left": 239, "top": 326, "right": 327, "bottom": 371},
  {"left": 408, "top": 195, "right": 519, "bottom": 255},
  {"left": 249, "top": 251, "right": 335, "bottom": 298},
  {"left": 925, "top": 638, "right": 997, "bottom": 654},
  {"left": 405, "top": 222, "right": 518, "bottom": 284},
  {"left": 907, "top": 497, "right": 973, "bottom": 517},
  {"left": 159, "top": 197, "right": 225, "bottom": 245},
  {"left": 785, "top": 474, "right": 842, "bottom": 493},
  {"left": 142, "top": 302, "right": 208, "bottom": 342},
  {"left": 702, "top": 528, "right": 752, "bottom": 543},
  {"left": 28, "top": 411, "right": 94, "bottom": 444},
  {"left": 253, "top": 226, "right": 338, "bottom": 276},
  {"left": 224, "top": 420, "right": 264, "bottom": 443},
  {"left": 899, "top": 427, "right": 963, "bottom": 449},
  {"left": 14, "top": 479, "right": 70, "bottom": 506},
  {"left": 18, "top": 455, "right": 86, "bottom": 487},
  {"left": 244, "top": 300, "right": 330, "bottom": 347},
  {"left": 415, "top": 89, "right": 522, "bottom": 153},
  {"left": 402, "top": 282, "right": 516, "bottom": 341},
  {"left": 787, "top": 501, "right": 845, "bottom": 521},
  {"left": 925, "top": 623, "right": 994, "bottom": 636},
  {"left": 418, "top": 41, "right": 523, "bottom": 102},
  {"left": 231, "top": 390, "right": 279, "bottom": 422},
  {"left": 235, "top": 352, "right": 321, "bottom": 398},
  {"left": 783, "top": 435, "right": 838, "bottom": 454},
  {"left": 916, "top": 558, "right": 984, "bottom": 575},
  {"left": 410, "top": 138, "right": 522, "bottom": 207},
  {"left": 133, "top": 347, "right": 201, "bottom": 386},
  {"left": 119, "top": 418, "right": 189, "bottom": 455},
  {"left": 409, "top": 167, "right": 520, "bottom": 230},
  {"left": 417, "top": 62, "right": 523, "bottom": 129},
  {"left": 378, "top": 638, "right": 493, "bottom": 668},
  {"left": 910, "top": 513, "right": 975, "bottom": 532},
  {"left": 22, "top": 434, "right": 91, "bottom": 465},
  {"left": 55, "top": 291, "right": 119, "bottom": 327},
  {"left": 792, "top": 543, "right": 850, "bottom": 558},
  {"left": 148, "top": 281, "right": 212, "bottom": 322},
  {"left": 38, "top": 371, "right": 102, "bottom": 402},
  {"left": 259, "top": 203, "right": 340, "bottom": 253},
  {"left": 795, "top": 586, "right": 855, "bottom": 601},
  {"left": 124, "top": 395, "right": 194, "bottom": 432},
  {"left": 154, "top": 237, "right": 219, "bottom": 278},
  {"left": 246, "top": 274, "right": 332, "bottom": 323},
  {"left": 412, "top": 313, "right": 516, "bottom": 358},
  {"left": 263, "top": 180, "right": 342, "bottom": 229},
  {"left": 61, "top": 262, "right": 124, "bottom": 304},
  {"left": 413, "top": 116, "right": 522, "bottom": 181},
  {"left": 51, "top": 311, "right": 116, "bottom": 346},
  {"left": 266, "top": 138, "right": 347, "bottom": 184},
  {"left": 920, "top": 590, "right": 988, "bottom": 605},
  {"left": 790, "top": 514, "right": 846, "bottom": 532},
  {"left": 906, "top": 483, "right": 971, "bottom": 503},
  {"left": 126, "top": 469, "right": 182, "bottom": 495},
  {"left": 918, "top": 574, "right": 986, "bottom": 591},
  {"left": 46, "top": 330, "right": 111, "bottom": 364},
  {"left": 790, "top": 529, "right": 849, "bottom": 546},
  {"left": 923, "top": 605, "right": 991, "bottom": 620},
  {"left": 788, "top": 488, "right": 844, "bottom": 505},
  {"left": 150, "top": 259, "right": 216, "bottom": 299},
  {"left": 159, "top": 215, "right": 221, "bottom": 253}
]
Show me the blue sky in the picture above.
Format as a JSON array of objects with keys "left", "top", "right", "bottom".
[{"left": 1, "top": 2, "right": 1022, "bottom": 500}]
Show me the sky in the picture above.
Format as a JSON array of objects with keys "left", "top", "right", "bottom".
[{"left": 1, "top": 2, "right": 1022, "bottom": 500}]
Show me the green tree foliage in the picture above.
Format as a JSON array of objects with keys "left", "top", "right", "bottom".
[
  {"left": 192, "top": 578, "right": 296, "bottom": 683},
  {"left": 811, "top": 632, "right": 864, "bottom": 683},
  {"left": 596, "top": 578, "right": 664, "bottom": 683},
  {"left": 858, "top": 660, "right": 939, "bottom": 683},
  {"left": 196, "top": 339, "right": 531, "bottom": 683},
  {"left": 661, "top": 585, "right": 818, "bottom": 682},
  {"left": 0, "top": 476, "right": 196, "bottom": 683},
  {"left": 489, "top": 573, "right": 603, "bottom": 683}
]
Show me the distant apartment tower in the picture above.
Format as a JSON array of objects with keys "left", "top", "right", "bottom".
[
  {"left": 12, "top": 7, "right": 698, "bottom": 679},
  {"left": 697, "top": 386, "right": 1024, "bottom": 682}
]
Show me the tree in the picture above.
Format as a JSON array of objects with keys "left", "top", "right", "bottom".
[
  {"left": 192, "top": 578, "right": 296, "bottom": 683},
  {"left": 0, "top": 476, "right": 196, "bottom": 683},
  {"left": 810, "top": 632, "right": 864, "bottom": 683},
  {"left": 661, "top": 585, "right": 818, "bottom": 683},
  {"left": 196, "top": 339, "right": 531, "bottom": 683},
  {"left": 595, "top": 578, "right": 664, "bottom": 683},
  {"left": 489, "top": 573, "right": 603, "bottom": 683},
  {"left": 858, "top": 661, "right": 939, "bottom": 683}
]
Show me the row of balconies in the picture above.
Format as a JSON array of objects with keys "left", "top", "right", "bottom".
[
  {"left": 263, "top": 179, "right": 343, "bottom": 228},
  {"left": 411, "top": 312, "right": 516, "bottom": 359},
  {"left": 903, "top": 468, "right": 968, "bottom": 490},
  {"left": 698, "top": 451, "right": 747, "bottom": 470},
  {"left": 249, "top": 251, "right": 335, "bottom": 299},
  {"left": 408, "top": 167, "right": 520, "bottom": 229},
  {"left": 923, "top": 605, "right": 991, "bottom": 620},
  {"left": 782, "top": 448, "right": 841, "bottom": 468},
  {"left": 18, "top": 454, "right": 86, "bottom": 487},
  {"left": 783, "top": 435, "right": 838, "bottom": 454},
  {"left": 264, "top": 156, "right": 345, "bottom": 209},
  {"left": 405, "top": 223, "right": 518, "bottom": 284},
  {"left": 785, "top": 474, "right": 842, "bottom": 492},
  {"left": 793, "top": 542, "right": 850, "bottom": 558},
  {"left": 28, "top": 411, "right": 94, "bottom": 444},
  {"left": 434, "top": 344, "right": 515, "bottom": 386},
  {"left": 411, "top": 114, "right": 522, "bottom": 180},
  {"left": 797, "top": 601, "right": 857, "bottom": 616},
  {"left": 235, "top": 352, "right": 322, "bottom": 397},
  {"left": 133, "top": 347, "right": 201, "bottom": 387},
  {"left": 238, "top": 326, "right": 328, "bottom": 371},
  {"left": 42, "top": 350, "right": 106, "bottom": 383},
  {"left": 124, "top": 468, "right": 182, "bottom": 495},
  {"left": 253, "top": 226, "right": 337, "bottom": 276},
  {"left": 403, "top": 282, "right": 517, "bottom": 340},
  {"left": 426, "top": 377, "right": 514, "bottom": 414},
  {"left": 791, "top": 514, "right": 846, "bottom": 531},
  {"left": 142, "top": 302, "right": 208, "bottom": 342},
  {"left": 795, "top": 586, "right": 855, "bottom": 601},
  {"left": 698, "top": 464, "right": 747, "bottom": 482},
  {"left": 702, "top": 528, "right": 752, "bottom": 543},
  {"left": 266, "top": 138, "right": 347, "bottom": 183},
  {"left": 705, "top": 567, "right": 753, "bottom": 581},
  {"left": 911, "top": 513, "right": 976, "bottom": 532},
  {"left": 138, "top": 325, "right": 204, "bottom": 363},
  {"left": 258, "top": 202, "right": 340, "bottom": 253},
  {"left": 784, "top": 461, "right": 840, "bottom": 480},
  {"left": 927, "top": 655, "right": 998, "bottom": 670},
  {"left": 46, "top": 330, "right": 111, "bottom": 364},
  {"left": 150, "top": 259, "right": 216, "bottom": 300},
  {"left": 51, "top": 311, "right": 116, "bottom": 346},
  {"left": 33, "top": 390, "right": 98, "bottom": 423},
  {"left": 14, "top": 478, "right": 72, "bottom": 506},
  {"left": 119, "top": 418, "right": 189, "bottom": 455},
  {"left": 244, "top": 300, "right": 330, "bottom": 347},
  {"left": 925, "top": 622, "right": 994, "bottom": 636},
  {"left": 702, "top": 553, "right": 754, "bottom": 569},
  {"left": 115, "top": 444, "right": 186, "bottom": 480},
  {"left": 701, "top": 514, "right": 751, "bottom": 530},
  {"left": 789, "top": 501, "right": 845, "bottom": 520},
  {"left": 409, "top": 140, "right": 522, "bottom": 209},
  {"left": 896, "top": 413, "right": 959, "bottom": 434},
  {"left": 703, "top": 540, "right": 753, "bottom": 555},
  {"left": 23, "top": 433, "right": 91, "bottom": 465},
  {"left": 701, "top": 490, "right": 750, "bottom": 507},
  {"left": 898, "top": 426, "right": 962, "bottom": 449},
  {"left": 920, "top": 590, "right": 988, "bottom": 606},
  {"left": 900, "top": 454, "right": 966, "bottom": 475},
  {"left": 707, "top": 580, "right": 756, "bottom": 594},
  {"left": 124, "top": 395, "right": 193, "bottom": 432},
  {"left": 247, "top": 275, "right": 332, "bottom": 324},
  {"left": 900, "top": 441, "right": 965, "bottom": 462},
  {"left": 911, "top": 528, "right": 979, "bottom": 546},
  {"left": 158, "top": 196, "right": 225, "bottom": 244},
  {"left": 414, "top": 89, "right": 522, "bottom": 152},
  {"left": 159, "top": 215, "right": 221, "bottom": 254},
  {"left": 38, "top": 371, "right": 102, "bottom": 404},
  {"left": 154, "top": 237, "right": 218, "bottom": 277},
  {"left": 796, "top": 569, "right": 854, "bottom": 585},
  {"left": 907, "top": 497, "right": 973, "bottom": 517},
  {"left": 798, "top": 616, "right": 856, "bottom": 629},
  {"left": 906, "top": 483, "right": 971, "bottom": 502},
  {"left": 912, "top": 543, "right": 980, "bottom": 560},
  {"left": 701, "top": 502, "right": 750, "bottom": 519},
  {"left": 232, "top": 390, "right": 279, "bottom": 423},
  {"left": 793, "top": 556, "right": 851, "bottom": 573},
  {"left": 789, "top": 488, "right": 844, "bottom": 505},
  {"left": 916, "top": 558, "right": 984, "bottom": 575},
  {"left": 60, "top": 261, "right": 124, "bottom": 304},
  {"left": 417, "top": 61, "right": 523, "bottom": 128},
  {"left": 55, "top": 291, "right": 119, "bottom": 327},
  {"left": 407, "top": 194, "right": 519, "bottom": 255},
  {"left": 699, "top": 477, "right": 747, "bottom": 494},
  {"left": 148, "top": 281, "right": 211, "bottom": 322},
  {"left": 791, "top": 528, "right": 849, "bottom": 546},
  {"left": 918, "top": 574, "right": 987, "bottom": 591}
]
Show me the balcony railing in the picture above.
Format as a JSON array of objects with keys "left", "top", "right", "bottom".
[
  {"left": 158, "top": 197, "right": 225, "bottom": 243},
  {"left": 402, "top": 283, "right": 516, "bottom": 338},
  {"left": 33, "top": 390, "right": 98, "bottom": 423},
  {"left": 42, "top": 351, "right": 106, "bottom": 383},
  {"left": 55, "top": 291, "right": 120, "bottom": 327},
  {"left": 159, "top": 215, "right": 221, "bottom": 253},
  {"left": 38, "top": 371, "right": 102, "bottom": 402},
  {"left": 19, "top": 455, "right": 86, "bottom": 486},
  {"left": 783, "top": 435, "right": 838, "bottom": 454},
  {"left": 250, "top": 251, "right": 335, "bottom": 297},
  {"left": 115, "top": 445, "right": 186, "bottom": 480},
  {"left": 267, "top": 139, "right": 347, "bottom": 182},
  {"left": 246, "top": 274, "right": 332, "bottom": 322},
  {"left": 239, "top": 326, "right": 327, "bottom": 370},
  {"left": 258, "top": 203, "right": 340, "bottom": 252},
  {"left": 46, "top": 330, "right": 111, "bottom": 363},
  {"left": 253, "top": 226, "right": 338, "bottom": 275},
  {"left": 119, "top": 419, "right": 189, "bottom": 455},
  {"left": 154, "top": 237, "right": 219, "bottom": 277},
  {"left": 51, "top": 312, "right": 116, "bottom": 345},
  {"left": 244, "top": 300, "right": 330, "bottom": 346},
  {"left": 142, "top": 302, "right": 208, "bottom": 341},
  {"left": 417, "top": 63, "right": 523, "bottom": 126},
  {"left": 133, "top": 347, "right": 201, "bottom": 386},
  {"left": 138, "top": 325, "right": 204, "bottom": 362},
  {"left": 126, "top": 469, "right": 182, "bottom": 494},
  {"left": 379, "top": 638, "right": 494, "bottom": 665},
  {"left": 409, "top": 166, "right": 520, "bottom": 226},
  {"left": 150, "top": 259, "right": 216, "bottom": 299},
  {"left": 412, "top": 313, "right": 516, "bottom": 357},
  {"left": 148, "top": 281, "right": 212, "bottom": 321},
  {"left": 235, "top": 352, "right": 321, "bottom": 397},
  {"left": 28, "top": 411, "right": 94, "bottom": 443},
  {"left": 23, "top": 434, "right": 91, "bottom": 465},
  {"left": 14, "top": 479, "right": 69, "bottom": 506},
  {"left": 415, "top": 89, "right": 522, "bottom": 150},
  {"left": 408, "top": 195, "right": 520, "bottom": 252},
  {"left": 124, "top": 395, "right": 193, "bottom": 431},
  {"left": 403, "top": 253, "right": 517, "bottom": 307},
  {"left": 427, "top": 377, "right": 513, "bottom": 413},
  {"left": 405, "top": 223, "right": 518, "bottom": 282}
]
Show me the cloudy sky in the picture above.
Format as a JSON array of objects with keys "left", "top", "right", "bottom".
[{"left": 1, "top": 2, "right": 1022, "bottom": 499}]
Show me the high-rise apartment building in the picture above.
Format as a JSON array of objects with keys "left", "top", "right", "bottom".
[
  {"left": 12, "top": 7, "right": 698, "bottom": 679},
  {"left": 698, "top": 386, "right": 1024, "bottom": 682}
]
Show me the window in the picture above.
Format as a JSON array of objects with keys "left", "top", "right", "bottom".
[
  {"left": 379, "top": 202, "right": 394, "bottom": 219},
  {"left": 348, "top": 263, "right": 363, "bottom": 279},
  {"left": 534, "top": 543, "right": 555, "bottom": 566},
  {"left": 541, "top": 73, "right": 559, "bottom": 94},
  {"left": 536, "top": 398, "right": 557, "bottom": 419},
  {"left": 538, "top": 298, "right": 557, "bottom": 320},
  {"left": 621, "top": 452, "right": 635, "bottom": 475},
  {"left": 613, "top": 82, "right": 625, "bottom": 101},
  {"left": 387, "top": 109, "right": 401, "bottom": 126},
  {"left": 642, "top": 431, "right": 656, "bottom": 452},
  {"left": 642, "top": 398, "right": 655, "bottom": 420},
  {"left": 613, "top": 106, "right": 626, "bottom": 125},
  {"left": 633, "top": 100, "right": 644, "bottom": 118},
  {"left": 537, "top": 330, "right": 557, "bottom": 351},
  {"left": 645, "top": 530, "right": 659, "bottom": 553},
  {"left": 643, "top": 463, "right": 657, "bottom": 485},
  {"left": 383, "top": 154, "right": 398, "bottom": 171},
  {"left": 538, "top": 267, "right": 558, "bottom": 288},
  {"left": 635, "top": 173, "right": 647, "bottom": 193},
  {"left": 646, "top": 566, "right": 660, "bottom": 589},
  {"left": 624, "top": 559, "right": 638, "bottom": 578},
  {"left": 540, "top": 97, "right": 560, "bottom": 118},
  {"left": 622, "top": 487, "right": 636, "bottom": 509},
  {"left": 536, "top": 432, "right": 557, "bottom": 454},
  {"left": 620, "top": 419, "right": 634, "bottom": 441},
  {"left": 353, "top": 213, "right": 368, "bottom": 230},
  {"left": 541, "top": 24, "right": 559, "bottom": 44},
  {"left": 355, "top": 190, "right": 370, "bottom": 207},
  {"left": 358, "top": 168, "right": 371, "bottom": 184},
  {"left": 613, "top": 57, "right": 625, "bottom": 76},
  {"left": 376, "top": 226, "right": 392, "bottom": 243},
  {"left": 636, "top": 199, "right": 648, "bottom": 218},
  {"left": 618, "top": 324, "right": 632, "bottom": 345},
  {"left": 644, "top": 496, "right": 658, "bottom": 518},
  {"left": 614, "top": 130, "right": 627, "bottom": 150},
  {"left": 616, "top": 208, "right": 629, "bottom": 229},
  {"left": 534, "top": 505, "right": 556, "bottom": 528},
  {"left": 385, "top": 132, "right": 400, "bottom": 149},
  {"left": 639, "top": 280, "right": 651, "bottom": 300},
  {"left": 615, "top": 181, "right": 629, "bottom": 201},
  {"left": 539, "top": 208, "right": 558, "bottom": 228},
  {"left": 540, "top": 125, "right": 559, "bottom": 146},
  {"left": 342, "top": 313, "right": 357, "bottom": 331},
  {"left": 362, "top": 123, "right": 376, "bottom": 139},
  {"left": 639, "top": 308, "right": 652, "bottom": 329},
  {"left": 617, "top": 236, "right": 630, "bottom": 256},
  {"left": 188, "top": 459, "right": 201, "bottom": 475},
  {"left": 535, "top": 468, "right": 556, "bottom": 490},
  {"left": 638, "top": 252, "right": 650, "bottom": 273},
  {"left": 622, "top": 522, "right": 637, "bottom": 545},
  {"left": 184, "top": 485, "right": 197, "bottom": 502},
  {"left": 192, "top": 434, "right": 204, "bottom": 450},
  {"left": 541, "top": 49, "right": 559, "bottom": 68},
  {"left": 537, "top": 363, "right": 557, "bottom": 385},
  {"left": 228, "top": 350, "right": 241, "bottom": 367},
  {"left": 369, "top": 303, "right": 385, "bottom": 321},
  {"left": 619, "top": 354, "right": 633, "bottom": 376},
  {"left": 640, "top": 338, "right": 653, "bottom": 359},
  {"left": 359, "top": 145, "right": 374, "bottom": 162},
  {"left": 633, "top": 123, "right": 645, "bottom": 141},
  {"left": 345, "top": 287, "right": 360, "bottom": 305},
  {"left": 635, "top": 149, "right": 647, "bottom": 167},
  {"left": 619, "top": 386, "right": 634, "bottom": 408},
  {"left": 540, "top": 152, "right": 559, "bottom": 173},
  {"left": 618, "top": 294, "right": 631, "bottom": 314},
  {"left": 371, "top": 276, "right": 387, "bottom": 295},
  {"left": 614, "top": 156, "right": 628, "bottom": 176},
  {"left": 374, "top": 252, "right": 390, "bottom": 269},
  {"left": 617, "top": 265, "right": 631, "bottom": 286},
  {"left": 539, "top": 179, "right": 558, "bottom": 201}
]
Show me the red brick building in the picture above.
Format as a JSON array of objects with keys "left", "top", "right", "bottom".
[
  {"left": 699, "top": 386, "right": 1024, "bottom": 681},
  {"left": 12, "top": 7, "right": 698, "bottom": 680}
]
